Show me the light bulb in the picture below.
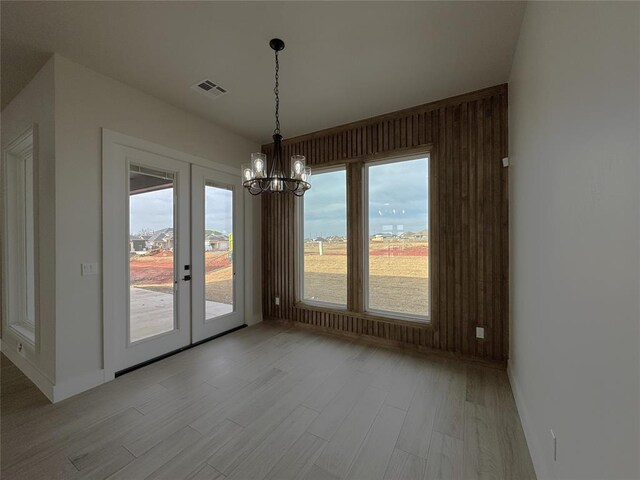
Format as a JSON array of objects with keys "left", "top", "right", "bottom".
[
  {"left": 241, "top": 164, "right": 254, "bottom": 184},
  {"left": 251, "top": 153, "right": 267, "bottom": 178},
  {"left": 290, "top": 155, "right": 306, "bottom": 180},
  {"left": 271, "top": 178, "right": 283, "bottom": 191}
]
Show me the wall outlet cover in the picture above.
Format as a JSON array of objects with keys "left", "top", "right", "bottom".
[
  {"left": 475, "top": 326, "right": 485, "bottom": 339},
  {"left": 81, "top": 263, "right": 99, "bottom": 276}
]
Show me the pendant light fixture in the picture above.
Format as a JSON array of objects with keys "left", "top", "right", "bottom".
[{"left": 242, "top": 38, "right": 311, "bottom": 196}]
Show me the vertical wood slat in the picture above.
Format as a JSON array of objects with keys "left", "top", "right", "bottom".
[
  {"left": 347, "top": 163, "right": 364, "bottom": 313},
  {"left": 261, "top": 84, "right": 509, "bottom": 362}
]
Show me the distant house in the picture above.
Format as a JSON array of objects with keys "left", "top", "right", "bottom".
[
  {"left": 371, "top": 232, "right": 396, "bottom": 242},
  {"left": 146, "top": 228, "right": 174, "bottom": 250},
  {"left": 129, "top": 235, "right": 147, "bottom": 252},
  {"left": 325, "top": 235, "right": 346, "bottom": 243},
  {"left": 206, "top": 232, "right": 229, "bottom": 251},
  {"left": 400, "top": 230, "right": 428, "bottom": 241}
]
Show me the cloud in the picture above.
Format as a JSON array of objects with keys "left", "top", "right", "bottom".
[
  {"left": 130, "top": 188, "right": 174, "bottom": 233},
  {"left": 129, "top": 157, "right": 429, "bottom": 239},
  {"left": 205, "top": 185, "right": 233, "bottom": 233},
  {"left": 303, "top": 158, "right": 429, "bottom": 237},
  {"left": 304, "top": 170, "right": 347, "bottom": 238},
  {"left": 130, "top": 184, "right": 233, "bottom": 234}
]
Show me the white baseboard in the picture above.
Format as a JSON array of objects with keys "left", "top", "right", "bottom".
[
  {"left": 1, "top": 338, "right": 106, "bottom": 403},
  {"left": 52, "top": 369, "right": 105, "bottom": 403},
  {"left": 1, "top": 338, "right": 54, "bottom": 401},
  {"left": 245, "top": 312, "right": 263, "bottom": 326},
  {"left": 507, "top": 361, "right": 552, "bottom": 480}
]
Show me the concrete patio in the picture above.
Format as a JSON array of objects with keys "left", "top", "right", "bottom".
[{"left": 130, "top": 287, "right": 233, "bottom": 342}]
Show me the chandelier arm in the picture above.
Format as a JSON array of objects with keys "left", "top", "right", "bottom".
[{"left": 270, "top": 134, "right": 283, "bottom": 179}]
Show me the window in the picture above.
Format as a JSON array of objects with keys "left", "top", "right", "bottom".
[
  {"left": 203, "top": 182, "right": 234, "bottom": 319},
  {"left": 365, "top": 156, "right": 430, "bottom": 320},
  {"left": 300, "top": 167, "right": 347, "bottom": 306},
  {"left": 3, "top": 126, "right": 36, "bottom": 342},
  {"left": 128, "top": 165, "right": 176, "bottom": 342}
]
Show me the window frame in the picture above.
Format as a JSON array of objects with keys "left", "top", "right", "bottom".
[
  {"left": 362, "top": 153, "right": 431, "bottom": 323},
  {"left": 293, "top": 145, "right": 434, "bottom": 329},
  {"left": 2, "top": 124, "right": 38, "bottom": 346},
  {"left": 296, "top": 164, "right": 349, "bottom": 310}
]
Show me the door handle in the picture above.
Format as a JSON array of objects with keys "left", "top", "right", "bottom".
[{"left": 183, "top": 275, "right": 192, "bottom": 281}]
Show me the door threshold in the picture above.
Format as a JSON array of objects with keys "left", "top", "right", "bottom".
[{"left": 115, "top": 324, "right": 247, "bottom": 377}]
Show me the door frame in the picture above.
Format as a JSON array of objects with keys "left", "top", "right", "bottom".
[
  {"left": 191, "top": 165, "right": 245, "bottom": 343},
  {"left": 102, "top": 129, "right": 243, "bottom": 381}
]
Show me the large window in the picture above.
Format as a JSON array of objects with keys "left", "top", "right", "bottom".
[
  {"left": 300, "top": 168, "right": 347, "bottom": 306},
  {"left": 3, "top": 127, "right": 36, "bottom": 342},
  {"left": 296, "top": 155, "right": 430, "bottom": 324},
  {"left": 366, "top": 156, "right": 429, "bottom": 320}
]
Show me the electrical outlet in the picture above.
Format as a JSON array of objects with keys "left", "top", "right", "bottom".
[
  {"left": 274, "top": 296, "right": 280, "bottom": 306},
  {"left": 81, "top": 263, "right": 99, "bottom": 276},
  {"left": 475, "top": 326, "right": 485, "bottom": 339},
  {"left": 551, "top": 429, "right": 557, "bottom": 461}
]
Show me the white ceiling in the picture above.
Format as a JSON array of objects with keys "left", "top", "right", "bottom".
[{"left": 1, "top": 1, "right": 525, "bottom": 143}]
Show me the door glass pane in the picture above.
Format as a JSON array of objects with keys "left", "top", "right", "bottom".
[
  {"left": 204, "top": 183, "right": 234, "bottom": 320},
  {"left": 367, "top": 157, "right": 430, "bottom": 319},
  {"left": 129, "top": 165, "right": 176, "bottom": 342},
  {"left": 302, "top": 169, "right": 347, "bottom": 305}
]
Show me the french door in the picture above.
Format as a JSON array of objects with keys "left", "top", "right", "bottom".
[
  {"left": 191, "top": 165, "right": 244, "bottom": 343},
  {"left": 110, "top": 143, "right": 244, "bottom": 373}
]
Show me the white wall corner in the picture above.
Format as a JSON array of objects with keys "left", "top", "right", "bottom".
[
  {"left": 507, "top": 362, "right": 552, "bottom": 480},
  {"left": 52, "top": 369, "right": 105, "bottom": 403},
  {"left": 1, "top": 338, "right": 54, "bottom": 402}
]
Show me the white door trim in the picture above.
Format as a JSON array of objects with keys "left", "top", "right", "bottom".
[
  {"left": 191, "top": 165, "right": 244, "bottom": 342},
  {"left": 102, "top": 129, "right": 242, "bottom": 380}
]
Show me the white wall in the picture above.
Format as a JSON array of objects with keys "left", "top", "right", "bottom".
[
  {"left": 52, "top": 55, "right": 261, "bottom": 394},
  {"left": 509, "top": 3, "right": 640, "bottom": 479},
  {"left": 1, "top": 58, "right": 57, "bottom": 397}
]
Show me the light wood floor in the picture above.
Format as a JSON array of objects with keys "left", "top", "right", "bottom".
[{"left": 1, "top": 323, "right": 536, "bottom": 480}]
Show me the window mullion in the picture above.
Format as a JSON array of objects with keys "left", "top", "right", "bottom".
[{"left": 347, "top": 162, "right": 364, "bottom": 313}]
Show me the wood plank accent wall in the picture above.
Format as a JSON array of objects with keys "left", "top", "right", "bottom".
[{"left": 261, "top": 84, "right": 509, "bottom": 362}]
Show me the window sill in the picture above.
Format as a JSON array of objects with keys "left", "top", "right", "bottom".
[
  {"left": 9, "top": 322, "right": 35, "bottom": 345},
  {"left": 294, "top": 302, "right": 433, "bottom": 329}
]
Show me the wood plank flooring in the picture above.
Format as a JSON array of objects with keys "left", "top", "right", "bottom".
[{"left": 1, "top": 323, "right": 536, "bottom": 480}]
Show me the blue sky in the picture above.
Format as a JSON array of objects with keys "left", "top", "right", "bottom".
[
  {"left": 129, "top": 185, "right": 233, "bottom": 234},
  {"left": 130, "top": 188, "right": 173, "bottom": 234},
  {"left": 303, "top": 157, "right": 429, "bottom": 238},
  {"left": 130, "top": 157, "right": 428, "bottom": 237}
]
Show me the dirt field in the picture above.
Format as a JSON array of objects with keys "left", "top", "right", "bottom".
[
  {"left": 130, "top": 251, "right": 233, "bottom": 304},
  {"left": 129, "top": 240, "right": 429, "bottom": 315},
  {"left": 303, "top": 241, "right": 429, "bottom": 316}
]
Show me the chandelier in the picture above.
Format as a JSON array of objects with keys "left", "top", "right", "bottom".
[{"left": 242, "top": 38, "right": 311, "bottom": 196}]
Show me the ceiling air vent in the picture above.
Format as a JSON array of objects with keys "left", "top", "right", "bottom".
[{"left": 191, "top": 79, "right": 228, "bottom": 100}]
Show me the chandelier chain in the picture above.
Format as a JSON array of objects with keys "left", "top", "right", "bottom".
[
  {"left": 274, "top": 50, "right": 280, "bottom": 135},
  {"left": 243, "top": 39, "right": 311, "bottom": 196}
]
